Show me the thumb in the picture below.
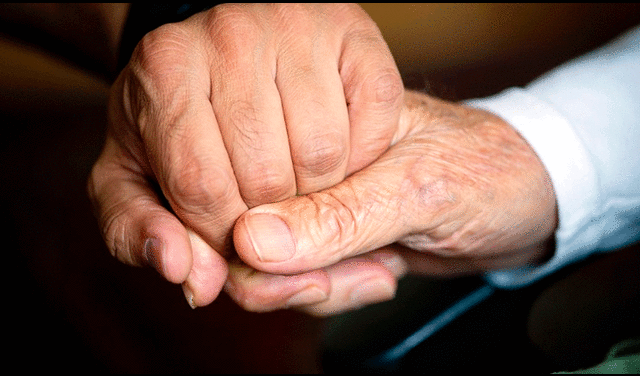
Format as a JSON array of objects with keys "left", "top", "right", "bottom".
[{"left": 233, "top": 149, "right": 425, "bottom": 275}]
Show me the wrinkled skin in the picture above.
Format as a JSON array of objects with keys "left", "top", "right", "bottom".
[
  {"left": 87, "top": 3, "right": 404, "bottom": 308},
  {"left": 230, "top": 90, "right": 558, "bottom": 316},
  {"left": 88, "top": 3, "right": 556, "bottom": 316}
]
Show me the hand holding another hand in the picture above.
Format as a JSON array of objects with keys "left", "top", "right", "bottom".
[
  {"left": 87, "top": 3, "right": 403, "bottom": 307},
  {"left": 88, "top": 4, "right": 557, "bottom": 316}
]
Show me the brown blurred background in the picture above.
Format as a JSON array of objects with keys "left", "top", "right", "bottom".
[{"left": 1, "top": 3, "right": 639, "bottom": 373}]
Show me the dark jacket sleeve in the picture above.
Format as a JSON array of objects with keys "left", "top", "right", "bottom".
[{"left": 118, "top": 3, "right": 220, "bottom": 72}]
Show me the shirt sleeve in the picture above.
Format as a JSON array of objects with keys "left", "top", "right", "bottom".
[{"left": 463, "top": 25, "right": 640, "bottom": 289}]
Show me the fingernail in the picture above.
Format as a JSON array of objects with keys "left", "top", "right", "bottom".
[
  {"left": 374, "top": 252, "right": 408, "bottom": 278},
  {"left": 286, "top": 286, "right": 327, "bottom": 307},
  {"left": 244, "top": 213, "right": 295, "bottom": 262},
  {"left": 182, "top": 283, "right": 197, "bottom": 309},
  {"left": 349, "top": 278, "right": 395, "bottom": 307},
  {"left": 143, "top": 237, "right": 162, "bottom": 273}
]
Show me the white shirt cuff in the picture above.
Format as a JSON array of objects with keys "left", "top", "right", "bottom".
[{"left": 464, "top": 88, "right": 601, "bottom": 289}]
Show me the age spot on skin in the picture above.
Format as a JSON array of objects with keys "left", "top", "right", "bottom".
[{"left": 401, "top": 156, "right": 457, "bottom": 216}]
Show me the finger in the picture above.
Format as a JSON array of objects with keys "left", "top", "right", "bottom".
[
  {"left": 224, "top": 248, "right": 406, "bottom": 315},
  {"left": 339, "top": 9, "right": 404, "bottom": 175},
  {"left": 296, "top": 249, "right": 407, "bottom": 317},
  {"left": 182, "top": 229, "right": 228, "bottom": 308},
  {"left": 223, "top": 260, "right": 330, "bottom": 313},
  {"left": 295, "top": 244, "right": 540, "bottom": 317},
  {"left": 87, "top": 138, "right": 193, "bottom": 284},
  {"left": 128, "top": 23, "right": 248, "bottom": 253},
  {"left": 233, "top": 139, "right": 429, "bottom": 274},
  {"left": 275, "top": 33, "right": 351, "bottom": 195},
  {"left": 201, "top": 8, "right": 297, "bottom": 207}
]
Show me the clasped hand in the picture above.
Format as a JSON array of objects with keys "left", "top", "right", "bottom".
[{"left": 88, "top": 4, "right": 556, "bottom": 316}]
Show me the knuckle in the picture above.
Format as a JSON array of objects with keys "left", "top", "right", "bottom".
[
  {"left": 240, "top": 165, "right": 295, "bottom": 206},
  {"left": 203, "top": 5, "right": 261, "bottom": 59},
  {"left": 323, "top": 196, "right": 357, "bottom": 248},
  {"left": 133, "top": 23, "right": 193, "bottom": 79},
  {"left": 294, "top": 131, "right": 348, "bottom": 177},
  {"left": 224, "top": 101, "right": 296, "bottom": 204},
  {"left": 332, "top": 3, "right": 379, "bottom": 32},
  {"left": 166, "top": 160, "right": 236, "bottom": 217},
  {"left": 272, "top": 4, "right": 315, "bottom": 32},
  {"left": 368, "top": 70, "right": 404, "bottom": 106},
  {"left": 345, "top": 65, "right": 403, "bottom": 107},
  {"left": 205, "top": 3, "right": 256, "bottom": 27},
  {"left": 341, "top": 26, "right": 404, "bottom": 107},
  {"left": 304, "top": 189, "right": 360, "bottom": 261},
  {"left": 127, "top": 25, "right": 197, "bottom": 135}
]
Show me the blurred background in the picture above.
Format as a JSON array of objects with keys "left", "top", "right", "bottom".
[{"left": 1, "top": 3, "right": 639, "bottom": 373}]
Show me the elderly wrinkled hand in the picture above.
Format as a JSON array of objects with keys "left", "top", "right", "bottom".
[
  {"left": 227, "top": 90, "right": 558, "bottom": 316},
  {"left": 87, "top": 3, "right": 403, "bottom": 307}
]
